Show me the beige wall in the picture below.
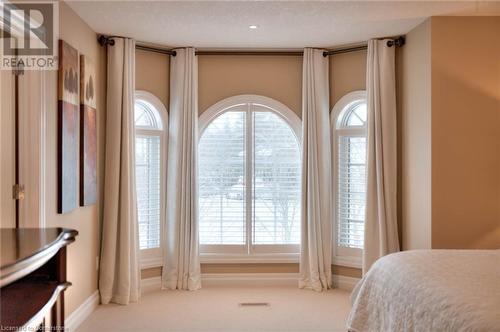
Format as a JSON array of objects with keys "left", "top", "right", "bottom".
[
  {"left": 198, "top": 55, "right": 302, "bottom": 115},
  {"left": 400, "top": 16, "right": 500, "bottom": 250},
  {"left": 400, "top": 19, "right": 432, "bottom": 250},
  {"left": 329, "top": 50, "right": 367, "bottom": 108},
  {"left": 135, "top": 50, "right": 368, "bottom": 124},
  {"left": 136, "top": 49, "right": 170, "bottom": 108},
  {"left": 431, "top": 16, "right": 500, "bottom": 249},
  {"left": 44, "top": 2, "right": 106, "bottom": 315}
]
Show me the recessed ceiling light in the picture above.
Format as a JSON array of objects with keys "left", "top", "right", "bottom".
[{"left": 249, "top": 25, "right": 259, "bottom": 29}]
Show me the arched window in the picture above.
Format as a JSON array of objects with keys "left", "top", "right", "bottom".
[
  {"left": 134, "top": 91, "right": 167, "bottom": 263},
  {"left": 331, "top": 91, "right": 367, "bottom": 267},
  {"left": 198, "top": 95, "right": 301, "bottom": 258}
]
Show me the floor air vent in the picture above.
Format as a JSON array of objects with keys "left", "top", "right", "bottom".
[{"left": 238, "top": 302, "right": 270, "bottom": 307}]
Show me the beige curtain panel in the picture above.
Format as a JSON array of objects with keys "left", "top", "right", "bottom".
[
  {"left": 161, "top": 47, "right": 202, "bottom": 290},
  {"left": 363, "top": 39, "right": 400, "bottom": 273},
  {"left": 99, "top": 37, "right": 141, "bottom": 305},
  {"left": 299, "top": 48, "right": 333, "bottom": 292}
]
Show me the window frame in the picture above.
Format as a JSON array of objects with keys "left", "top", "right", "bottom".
[
  {"left": 198, "top": 95, "right": 301, "bottom": 263},
  {"left": 331, "top": 90, "right": 367, "bottom": 269},
  {"left": 134, "top": 90, "right": 168, "bottom": 269}
]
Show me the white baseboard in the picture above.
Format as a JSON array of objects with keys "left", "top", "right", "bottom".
[
  {"left": 332, "top": 274, "right": 360, "bottom": 291},
  {"left": 141, "top": 276, "right": 162, "bottom": 293},
  {"left": 202, "top": 273, "right": 299, "bottom": 287},
  {"left": 141, "top": 273, "right": 360, "bottom": 291},
  {"left": 140, "top": 273, "right": 298, "bottom": 291},
  {"left": 65, "top": 291, "right": 99, "bottom": 332}
]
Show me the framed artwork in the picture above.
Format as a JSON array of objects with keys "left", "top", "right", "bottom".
[
  {"left": 57, "top": 39, "right": 79, "bottom": 214},
  {"left": 80, "top": 55, "right": 97, "bottom": 206}
]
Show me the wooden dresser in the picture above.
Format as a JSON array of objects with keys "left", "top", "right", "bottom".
[{"left": 0, "top": 228, "right": 78, "bottom": 330}]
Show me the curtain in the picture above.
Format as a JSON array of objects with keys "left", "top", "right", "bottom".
[
  {"left": 299, "top": 48, "right": 332, "bottom": 292},
  {"left": 363, "top": 39, "right": 400, "bottom": 273},
  {"left": 99, "top": 38, "right": 140, "bottom": 305},
  {"left": 161, "top": 48, "right": 201, "bottom": 290}
]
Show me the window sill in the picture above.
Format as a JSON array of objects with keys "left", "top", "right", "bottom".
[{"left": 200, "top": 253, "right": 300, "bottom": 264}]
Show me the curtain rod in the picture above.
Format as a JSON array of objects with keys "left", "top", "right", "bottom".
[
  {"left": 98, "top": 35, "right": 178, "bottom": 56},
  {"left": 136, "top": 44, "right": 177, "bottom": 56},
  {"left": 323, "top": 36, "right": 405, "bottom": 57},
  {"left": 98, "top": 35, "right": 405, "bottom": 57},
  {"left": 195, "top": 50, "right": 303, "bottom": 56}
]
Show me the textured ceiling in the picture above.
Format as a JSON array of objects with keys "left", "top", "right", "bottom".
[{"left": 67, "top": 1, "right": 500, "bottom": 49}]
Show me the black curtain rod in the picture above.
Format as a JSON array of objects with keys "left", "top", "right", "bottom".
[
  {"left": 322, "top": 36, "right": 406, "bottom": 57},
  {"left": 98, "top": 35, "right": 405, "bottom": 57},
  {"left": 323, "top": 45, "right": 367, "bottom": 57},
  {"left": 136, "top": 44, "right": 177, "bottom": 56},
  {"left": 98, "top": 35, "right": 178, "bottom": 56},
  {"left": 195, "top": 50, "right": 303, "bottom": 56}
]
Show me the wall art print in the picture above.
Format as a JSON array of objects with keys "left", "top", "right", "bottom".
[
  {"left": 57, "top": 39, "right": 79, "bottom": 214},
  {"left": 79, "top": 54, "right": 97, "bottom": 206}
]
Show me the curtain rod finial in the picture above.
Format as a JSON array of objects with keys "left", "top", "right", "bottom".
[
  {"left": 98, "top": 35, "right": 115, "bottom": 47},
  {"left": 387, "top": 36, "right": 405, "bottom": 48}
]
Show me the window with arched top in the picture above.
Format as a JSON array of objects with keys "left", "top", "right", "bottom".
[
  {"left": 135, "top": 99, "right": 163, "bottom": 130},
  {"left": 198, "top": 95, "right": 301, "bottom": 259},
  {"left": 336, "top": 101, "right": 367, "bottom": 128},
  {"left": 331, "top": 91, "right": 367, "bottom": 267},
  {"left": 134, "top": 91, "right": 167, "bottom": 265}
]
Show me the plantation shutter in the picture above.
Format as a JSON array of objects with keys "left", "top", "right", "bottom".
[
  {"left": 135, "top": 134, "right": 161, "bottom": 249},
  {"left": 198, "top": 110, "right": 246, "bottom": 245},
  {"left": 337, "top": 135, "right": 366, "bottom": 249}
]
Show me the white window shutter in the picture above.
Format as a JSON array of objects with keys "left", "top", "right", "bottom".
[
  {"left": 252, "top": 111, "right": 301, "bottom": 245},
  {"left": 198, "top": 104, "right": 301, "bottom": 251},
  {"left": 135, "top": 135, "right": 161, "bottom": 249},
  {"left": 337, "top": 135, "right": 366, "bottom": 249},
  {"left": 198, "top": 111, "right": 246, "bottom": 245}
]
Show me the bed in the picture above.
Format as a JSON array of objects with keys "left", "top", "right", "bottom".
[{"left": 347, "top": 249, "right": 500, "bottom": 332}]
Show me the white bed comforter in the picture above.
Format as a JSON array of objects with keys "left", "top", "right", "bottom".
[{"left": 347, "top": 250, "right": 500, "bottom": 332}]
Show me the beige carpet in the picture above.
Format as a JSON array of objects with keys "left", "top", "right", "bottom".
[{"left": 77, "top": 285, "right": 351, "bottom": 332}]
